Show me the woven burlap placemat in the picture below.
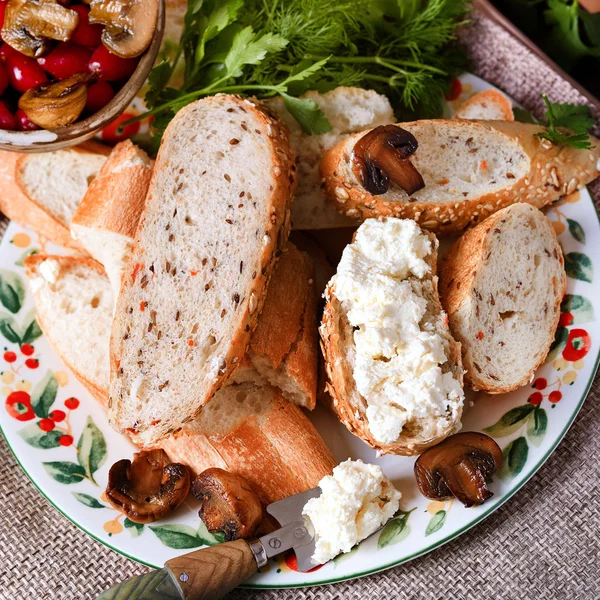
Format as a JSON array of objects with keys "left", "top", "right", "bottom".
[{"left": 1, "top": 10, "right": 599, "bottom": 600}]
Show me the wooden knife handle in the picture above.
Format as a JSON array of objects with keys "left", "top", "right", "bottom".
[{"left": 165, "top": 539, "right": 258, "bottom": 600}]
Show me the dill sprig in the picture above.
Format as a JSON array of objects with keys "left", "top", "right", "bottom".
[{"left": 140, "top": 0, "right": 470, "bottom": 151}]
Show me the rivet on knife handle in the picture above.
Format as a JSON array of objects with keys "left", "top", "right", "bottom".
[{"left": 164, "top": 539, "right": 258, "bottom": 600}]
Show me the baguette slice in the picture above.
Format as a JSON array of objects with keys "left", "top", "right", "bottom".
[
  {"left": 109, "top": 96, "right": 296, "bottom": 446},
  {"left": 0, "top": 142, "right": 109, "bottom": 251},
  {"left": 160, "top": 382, "right": 335, "bottom": 505},
  {"left": 321, "top": 120, "right": 600, "bottom": 235},
  {"left": 454, "top": 89, "right": 514, "bottom": 121},
  {"left": 24, "top": 255, "right": 112, "bottom": 404},
  {"left": 320, "top": 218, "right": 464, "bottom": 455},
  {"left": 24, "top": 256, "right": 333, "bottom": 504},
  {"left": 71, "top": 140, "right": 154, "bottom": 297},
  {"left": 265, "top": 87, "right": 395, "bottom": 230},
  {"left": 439, "top": 203, "right": 566, "bottom": 393}
]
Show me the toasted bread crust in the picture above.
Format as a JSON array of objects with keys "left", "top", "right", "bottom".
[
  {"left": 454, "top": 89, "right": 515, "bottom": 121},
  {"left": 159, "top": 386, "right": 335, "bottom": 505},
  {"left": 71, "top": 140, "right": 153, "bottom": 240},
  {"left": 109, "top": 96, "right": 297, "bottom": 446},
  {"left": 319, "top": 240, "right": 463, "bottom": 455},
  {"left": 320, "top": 120, "right": 600, "bottom": 236},
  {"left": 439, "top": 205, "right": 566, "bottom": 393}
]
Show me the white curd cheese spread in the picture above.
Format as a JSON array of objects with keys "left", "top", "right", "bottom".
[
  {"left": 331, "top": 218, "right": 463, "bottom": 444},
  {"left": 302, "top": 459, "right": 401, "bottom": 565},
  {"left": 39, "top": 259, "right": 61, "bottom": 284}
]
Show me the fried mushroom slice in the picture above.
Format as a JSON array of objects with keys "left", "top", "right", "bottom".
[
  {"left": 2, "top": 0, "right": 79, "bottom": 57},
  {"left": 352, "top": 124, "right": 425, "bottom": 195},
  {"left": 192, "top": 468, "right": 263, "bottom": 541},
  {"left": 414, "top": 432, "right": 502, "bottom": 507},
  {"left": 106, "top": 449, "right": 190, "bottom": 524}
]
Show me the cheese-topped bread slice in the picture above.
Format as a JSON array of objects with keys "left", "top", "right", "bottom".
[
  {"left": 320, "top": 218, "right": 464, "bottom": 455},
  {"left": 439, "top": 203, "right": 566, "bottom": 393},
  {"left": 109, "top": 96, "right": 296, "bottom": 446}
]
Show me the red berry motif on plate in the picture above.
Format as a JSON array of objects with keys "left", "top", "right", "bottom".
[
  {"left": 549, "top": 391, "right": 562, "bottom": 404},
  {"left": 5, "top": 390, "right": 34, "bottom": 421},
  {"left": 528, "top": 391, "right": 543, "bottom": 405},
  {"left": 562, "top": 329, "right": 591, "bottom": 362},
  {"left": 59, "top": 435, "right": 74, "bottom": 447},
  {"left": 559, "top": 312, "right": 574, "bottom": 327},
  {"left": 64, "top": 397, "right": 80, "bottom": 410},
  {"left": 25, "top": 358, "right": 39, "bottom": 369},
  {"left": 38, "top": 418, "right": 55, "bottom": 432},
  {"left": 4, "top": 350, "right": 16, "bottom": 363},
  {"left": 533, "top": 378, "right": 547, "bottom": 390},
  {"left": 49, "top": 409, "right": 66, "bottom": 423},
  {"left": 20, "top": 344, "right": 34, "bottom": 356},
  {"left": 70, "top": 5, "right": 103, "bottom": 47},
  {"left": 282, "top": 551, "right": 322, "bottom": 573}
]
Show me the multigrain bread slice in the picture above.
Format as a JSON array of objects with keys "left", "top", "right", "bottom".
[
  {"left": 71, "top": 140, "right": 154, "bottom": 297},
  {"left": 109, "top": 95, "right": 296, "bottom": 446},
  {"left": 23, "top": 256, "right": 334, "bottom": 505},
  {"left": 23, "top": 255, "right": 113, "bottom": 404},
  {"left": 454, "top": 89, "right": 514, "bottom": 121},
  {"left": 160, "top": 382, "right": 335, "bottom": 505},
  {"left": 439, "top": 203, "right": 566, "bottom": 393},
  {"left": 320, "top": 218, "right": 464, "bottom": 455},
  {"left": 229, "top": 243, "right": 318, "bottom": 409},
  {"left": 320, "top": 120, "right": 600, "bottom": 236},
  {"left": 264, "top": 87, "right": 395, "bottom": 230},
  {"left": 0, "top": 142, "right": 109, "bottom": 251}
]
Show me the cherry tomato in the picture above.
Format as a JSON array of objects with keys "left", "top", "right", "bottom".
[
  {"left": 101, "top": 112, "right": 140, "bottom": 143},
  {"left": 283, "top": 551, "right": 322, "bottom": 573},
  {"left": 5, "top": 390, "right": 34, "bottom": 421},
  {"left": 70, "top": 5, "right": 103, "bottom": 47},
  {"left": 0, "top": 43, "right": 18, "bottom": 63},
  {"left": 37, "top": 43, "right": 91, "bottom": 80},
  {"left": 0, "top": 100, "right": 17, "bottom": 130},
  {"left": 6, "top": 54, "right": 48, "bottom": 93},
  {"left": 445, "top": 78, "right": 462, "bottom": 101},
  {"left": 0, "top": 61, "right": 8, "bottom": 95},
  {"left": 85, "top": 80, "right": 115, "bottom": 114},
  {"left": 562, "top": 328, "right": 591, "bottom": 362},
  {"left": 88, "top": 45, "right": 137, "bottom": 81},
  {"left": 0, "top": 1, "right": 6, "bottom": 32},
  {"left": 15, "top": 109, "right": 39, "bottom": 131}
]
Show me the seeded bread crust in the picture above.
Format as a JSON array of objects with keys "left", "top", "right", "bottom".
[
  {"left": 109, "top": 95, "right": 297, "bottom": 447},
  {"left": 319, "top": 238, "right": 464, "bottom": 455},
  {"left": 320, "top": 120, "right": 600, "bottom": 236},
  {"left": 24, "top": 255, "right": 110, "bottom": 404},
  {"left": 439, "top": 203, "right": 566, "bottom": 393}
]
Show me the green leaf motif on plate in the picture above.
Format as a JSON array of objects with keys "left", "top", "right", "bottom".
[
  {"left": 483, "top": 404, "right": 536, "bottom": 437},
  {"left": 14, "top": 248, "right": 38, "bottom": 267},
  {"left": 124, "top": 518, "right": 145, "bottom": 538},
  {"left": 30, "top": 370, "right": 58, "bottom": 419},
  {"left": 72, "top": 492, "right": 106, "bottom": 509},
  {"left": 0, "top": 312, "right": 21, "bottom": 344},
  {"left": 497, "top": 437, "right": 529, "bottom": 481},
  {"left": 21, "top": 311, "right": 43, "bottom": 345},
  {"left": 564, "top": 252, "right": 593, "bottom": 283},
  {"left": 567, "top": 219, "right": 586, "bottom": 244},
  {"left": 150, "top": 524, "right": 205, "bottom": 549},
  {"left": 560, "top": 295, "right": 595, "bottom": 325},
  {"left": 545, "top": 326, "right": 569, "bottom": 363},
  {"left": 43, "top": 461, "right": 87, "bottom": 484},
  {"left": 378, "top": 508, "right": 414, "bottom": 549},
  {"left": 527, "top": 408, "right": 548, "bottom": 448},
  {"left": 77, "top": 416, "right": 107, "bottom": 485},
  {"left": 333, "top": 544, "right": 359, "bottom": 566},
  {"left": 425, "top": 510, "right": 447, "bottom": 537},
  {"left": 197, "top": 520, "right": 224, "bottom": 546},
  {"left": 0, "top": 270, "right": 25, "bottom": 314},
  {"left": 17, "top": 422, "right": 62, "bottom": 449}
]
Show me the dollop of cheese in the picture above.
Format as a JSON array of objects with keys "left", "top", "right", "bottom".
[
  {"left": 39, "top": 259, "right": 61, "bottom": 284},
  {"left": 332, "top": 218, "right": 463, "bottom": 444},
  {"left": 303, "top": 459, "right": 400, "bottom": 565}
]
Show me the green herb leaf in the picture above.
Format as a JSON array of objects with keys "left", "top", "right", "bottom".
[
  {"left": 280, "top": 93, "right": 331, "bottom": 135},
  {"left": 224, "top": 27, "right": 288, "bottom": 78},
  {"left": 30, "top": 370, "right": 58, "bottom": 419},
  {"left": 537, "top": 94, "right": 594, "bottom": 149}
]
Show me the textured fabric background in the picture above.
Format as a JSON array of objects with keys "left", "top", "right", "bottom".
[{"left": 1, "top": 10, "right": 599, "bottom": 600}]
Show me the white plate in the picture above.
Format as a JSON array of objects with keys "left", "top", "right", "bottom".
[{"left": 0, "top": 74, "right": 598, "bottom": 588}]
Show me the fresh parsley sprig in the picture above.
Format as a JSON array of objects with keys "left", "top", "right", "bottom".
[
  {"left": 536, "top": 93, "right": 595, "bottom": 149},
  {"left": 137, "top": 0, "right": 469, "bottom": 152}
]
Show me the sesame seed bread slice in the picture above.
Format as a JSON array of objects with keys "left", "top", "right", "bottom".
[
  {"left": 264, "top": 86, "right": 395, "bottom": 230},
  {"left": 0, "top": 142, "right": 110, "bottom": 252},
  {"left": 320, "top": 120, "right": 600, "bottom": 235},
  {"left": 71, "top": 140, "right": 154, "bottom": 297},
  {"left": 23, "top": 255, "right": 113, "bottom": 405},
  {"left": 439, "top": 203, "right": 566, "bottom": 393},
  {"left": 454, "top": 89, "right": 514, "bottom": 121},
  {"left": 109, "top": 96, "right": 296, "bottom": 446},
  {"left": 319, "top": 224, "right": 464, "bottom": 456}
]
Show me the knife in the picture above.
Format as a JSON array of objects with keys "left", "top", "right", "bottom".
[{"left": 97, "top": 487, "right": 322, "bottom": 600}]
